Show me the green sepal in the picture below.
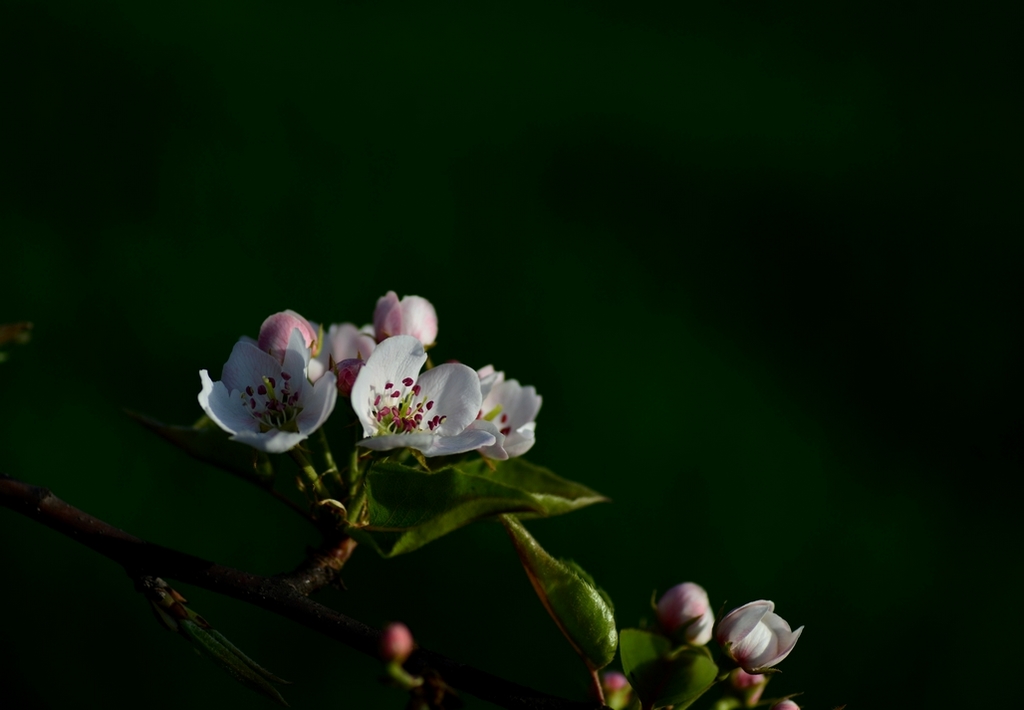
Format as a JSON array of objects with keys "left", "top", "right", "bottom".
[
  {"left": 619, "top": 628, "right": 719, "bottom": 710},
  {"left": 178, "top": 619, "right": 289, "bottom": 706},
  {"left": 208, "top": 629, "right": 291, "bottom": 685},
  {"left": 500, "top": 515, "right": 617, "bottom": 671},
  {"left": 457, "top": 457, "right": 609, "bottom": 517},
  {"left": 127, "top": 412, "right": 276, "bottom": 485},
  {"left": 349, "top": 461, "right": 545, "bottom": 557}
]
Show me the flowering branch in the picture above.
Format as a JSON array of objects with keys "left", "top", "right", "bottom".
[{"left": 0, "top": 473, "right": 606, "bottom": 710}]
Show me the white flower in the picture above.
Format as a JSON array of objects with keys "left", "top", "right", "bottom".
[
  {"left": 716, "top": 600, "right": 803, "bottom": 673},
  {"left": 474, "top": 366, "right": 541, "bottom": 459},
  {"left": 198, "top": 327, "right": 337, "bottom": 453},
  {"left": 351, "top": 335, "right": 495, "bottom": 457},
  {"left": 373, "top": 291, "right": 438, "bottom": 345}
]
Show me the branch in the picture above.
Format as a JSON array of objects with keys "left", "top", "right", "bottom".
[{"left": 0, "top": 474, "right": 607, "bottom": 710}]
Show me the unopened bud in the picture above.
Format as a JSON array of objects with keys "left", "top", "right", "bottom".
[
  {"left": 601, "top": 671, "right": 633, "bottom": 710},
  {"left": 716, "top": 600, "right": 803, "bottom": 673},
  {"left": 770, "top": 701, "right": 800, "bottom": 710},
  {"left": 373, "top": 291, "right": 438, "bottom": 345},
  {"left": 380, "top": 622, "right": 414, "bottom": 664},
  {"left": 257, "top": 310, "right": 317, "bottom": 362},
  {"left": 334, "top": 358, "right": 365, "bottom": 397},
  {"left": 730, "top": 668, "right": 768, "bottom": 706},
  {"left": 656, "top": 582, "right": 714, "bottom": 645}
]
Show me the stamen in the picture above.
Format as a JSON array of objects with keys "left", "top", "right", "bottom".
[
  {"left": 246, "top": 386, "right": 254, "bottom": 396},
  {"left": 385, "top": 382, "right": 393, "bottom": 390},
  {"left": 257, "top": 384, "right": 267, "bottom": 395},
  {"left": 374, "top": 395, "right": 381, "bottom": 406},
  {"left": 426, "top": 400, "right": 434, "bottom": 410},
  {"left": 402, "top": 377, "right": 414, "bottom": 387},
  {"left": 281, "top": 372, "right": 291, "bottom": 380},
  {"left": 412, "top": 384, "right": 421, "bottom": 396}
]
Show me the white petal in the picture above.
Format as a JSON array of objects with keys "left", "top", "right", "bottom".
[
  {"left": 468, "top": 419, "right": 508, "bottom": 460},
  {"left": 282, "top": 327, "right": 311, "bottom": 382},
  {"left": 502, "top": 425, "right": 537, "bottom": 458},
  {"left": 231, "top": 429, "right": 308, "bottom": 454},
  {"left": 221, "top": 341, "right": 281, "bottom": 394},
  {"left": 296, "top": 371, "right": 338, "bottom": 435},
  {"left": 416, "top": 363, "right": 482, "bottom": 436},
  {"left": 718, "top": 600, "right": 773, "bottom": 646},
  {"left": 350, "top": 336, "right": 427, "bottom": 436},
  {"left": 502, "top": 382, "right": 542, "bottom": 430},
  {"left": 478, "top": 367, "right": 503, "bottom": 406},
  {"left": 418, "top": 428, "right": 496, "bottom": 456},
  {"left": 198, "top": 371, "right": 258, "bottom": 436},
  {"left": 357, "top": 432, "right": 437, "bottom": 453}
]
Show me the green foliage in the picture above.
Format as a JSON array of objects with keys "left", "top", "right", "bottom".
[
  {"left": 128, "top": 412, "right": 276, "bottom": 485},
  {"left": 500, "top": 515, "right": 618, "bottom": 671},
  {"left": 351, "top": 458, "right": 608, "bottom": 557},
  {"left": 350, "top": 461, "right": 543, "bottom": 556},
  {"left": 618, "top": 629, "right": 719, "bottom": 710}
]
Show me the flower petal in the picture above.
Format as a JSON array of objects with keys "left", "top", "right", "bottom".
[
  {"left": 468, "top": 419, "right": 508, "bottom": 460},
  {"left": 416, "top": 363, "right": 482, "bottom": 436},
  {"left": 399, "top": 295, "right": 438, "bottom": 344},
  {"left": 501, "top": 382, "right": 542, "bottom": 430},
  {"left": 230, "top": 428, "right": 308, "bottom": 454},
  {"left": 350, "top": 335, "right": 427, "bottom": 437},
  {"left": 373, "top": 291, "right": 401, "bottom": 339},
  {"left": 717, "top": 600, "right": 773, "bottom": 647},
  {"left": 296, "top": 371, "right": 338, "bottom": 435},
  {"left": 221, "top": 341, "right": 282, "bottom": 394},
  {"left": 502, "top": 424, "right": 536, "bottom": 458},
  {"left": 417, "top": 427, "right": 496, "bottom": 456},
  {"left": 281, "top": 327, "right": 311, "bottom": 383},
  {"left": 357, "top": 432, "right": 437, "bottom": 453},
  {"left": 198, "top": 370, "right": 258, "bottom": 436}
]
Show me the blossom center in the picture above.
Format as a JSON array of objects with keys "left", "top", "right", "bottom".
[
  {"left": 239, "top": 371, "right": 303, "bottom": 432},
  {"left": 369, "top": 376, "right": 445, "bottom": 435}
]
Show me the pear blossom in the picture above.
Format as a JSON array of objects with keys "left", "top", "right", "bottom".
[
  {"left": 373, "top": 291, "right": 438, "bottom": 345},
  {"left": 656, "top": 582, "right": 714, "bottom": 645},
  {"left": 770, "top": 701, "right": 800, "bottom": 710},
  {"left": 198, "top": 327, "right": 337, "bottom": 453},
  {"left": 474, "top": 366, "right": 541, "bottom": 459},
  {"left": 308, "top": 322, "right": 376, "bottom": 383},
  {"left": 351, "top": 335, "right": 495, "bottom": 456},
  {"left": 716, "top": 600, "right": 803, "bottom": 673}
]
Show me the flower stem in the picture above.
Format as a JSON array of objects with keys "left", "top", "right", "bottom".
[
  {"left": 289, "top": 449, "right": 328, "bottom": 499},
  {"left": 587, "top": 667, "right": 605, "bottom": 706}
]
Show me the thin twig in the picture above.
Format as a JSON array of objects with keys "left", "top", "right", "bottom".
[{"left": 0, "top": 474, "right": 607, "bottom": 710}]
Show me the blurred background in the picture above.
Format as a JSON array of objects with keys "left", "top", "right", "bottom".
[{"left": 1, "top": 1, "right": 1020, "bottom": 707}]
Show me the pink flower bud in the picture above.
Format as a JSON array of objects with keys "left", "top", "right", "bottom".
[
  {"left": 602, "top": 671, "right": 629, "bottom": 692},
  {"left": 334, "top": 358, "right": 365, "bottom": 397},
  {"left": 730, "top": 668, "right": 767, "bottom": 706},
  {"left": 716, "top": 600, "right": 803, "bottom": 673},
  {"left": 257, "top": 310, "right": 318, "bottom": 362},
  {"left": 770, "top": 701, "right": 800, "bottom": 710},
  {"left": 656, "top": 582, "right": 714, "bottom": 645},
  {"left": 373, "top": 291, "right": 438, "bottom": 345},
  {"left": 380, "top": 622, "right": 414, "bottom": 663}
]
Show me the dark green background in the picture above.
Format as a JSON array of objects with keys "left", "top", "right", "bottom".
[{"left": 1, "top": 1, "right": 1020, "bottom": 708}]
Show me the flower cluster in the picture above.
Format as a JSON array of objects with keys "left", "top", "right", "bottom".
[
  {"left": 654, "top": 582, "right": 803, "bottom": 674},
  {"left": 198, "top": 292, "right": 541, "bottom": 458}
]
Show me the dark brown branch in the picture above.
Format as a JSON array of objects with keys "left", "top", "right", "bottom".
[{"left": 0, "top": 474, "right": 607, "bottom": 710}]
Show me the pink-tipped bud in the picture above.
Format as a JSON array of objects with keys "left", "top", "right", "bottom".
[
  {"left": 373, "top": 291, "right": 438, "bottom": 345},
  {"left": 601, "top": 671, "right": 633, "bottom": 710},
  {"left": 656, "top": 582, "right": 714, "bottom": 646},
  {"left": 258, "top": 310, "right": 317, "bottom": 362},
  {"left": 770, "top": 701, "right": 800, "bottom": 710},
  {"left": 730, "top": 668, "right": 768, "bottom": 706},
  {"left": 334, "top": 358, "right": 365, "bottom": 397},
  {"left": 602, "top": 671, "right": 629, "bottom": 692},
  {"left": 380, "top": 622, "right": 414, "bottom": 663}
]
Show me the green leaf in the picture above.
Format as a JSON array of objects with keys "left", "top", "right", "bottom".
[
  {"left": 179, "top": 620, "right": 289, "bottom": 706},
  {"left": 457, "top": 457, "right": 609, "bottom": 517},
  {"left": 350, "top": 461, "right": 546, "bottom": 557},
  {"left": 127, "top": 412, "right": 276, "bottom": 485},
  {"left": 619, "top": 628, "right": 719, "bottom": 710},
  {"left": 500, "top": 515, "right": 617, "bottom": 670}
]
